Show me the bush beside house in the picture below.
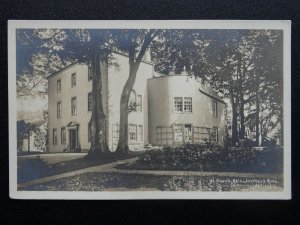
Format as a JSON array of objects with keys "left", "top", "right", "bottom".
[{"left": 118, "top": 144, "right": 283, "bottom": 174}]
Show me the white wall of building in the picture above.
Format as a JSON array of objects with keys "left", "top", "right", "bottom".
[{"left": 147, "top": 75, "right": 226, "bottom": 146}]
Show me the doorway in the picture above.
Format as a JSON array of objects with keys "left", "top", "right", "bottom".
[
  {"left": 184, "top": 124, "right": 193, "bottom": 143},
  {"left": 69, "top": 129, "right": 78, "bottom": 151}
]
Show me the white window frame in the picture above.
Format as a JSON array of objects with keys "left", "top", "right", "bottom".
[
  {"left": 174, "top": 97, "right": 192, "bottom": 113},
  {"left": 174, "top": 97, "right": 183, "bottom": 112},
  {"left": 57, "top": 79, "right": 61, "bottom": 92},
  {"left": 53, "top": 128, "right": 57, "bottom": 145},
  {"left": 212, "top": 101, "right": 218, "bottom": 117},
  {"left": 88, "top": 92, "right": 92, "bottom": 111},
  {"left": 129, "top": 124, "right": 137, "bottom": 142},
  {"left": 71, "top": 73, "right": 76, "bottom": 87},
  {"left": 137, "top": 125, "right": 143, "bottom": 142},
  {"left": 57, "top": 101, "right": 62, "bottom": 118},
  {"left": 88, "top": 65, "right": 93, "bottom": 81},
  {"left": 71, "top": 97, "right": 77, "bottom": 116},
  {"left": 136, "top": 95, "right": 142, "bottom": 112},
  {"left": 61, "top": 127, "right": 66, "bottom": 144},
  {"left": 211, "top": 127, "right": 218, "bottom": 143}
]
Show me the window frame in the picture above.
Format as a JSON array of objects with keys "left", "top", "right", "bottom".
[
  {"left": 211, "top": 127, "right": 218, "bottom": 143},
  {"left": 71, "top": 73, "right": 76, "bottom": 87},
  {"left": 136, "top": 95, "right": 143, "bottom": 112},
  {"left": 57, "top": 101, "right": 62, "bottom": 119},
  {"left": 88, "top": 65, "right": 93, "bottom": 81},
  {"left": 71, "top": 97, "right": 77, "bottom": 116},
  {"left": 137, "top": 125, "right": 143, "bottom": 142},
  {"left": 53, "top": 128, "right": 57, "bottom": 145},
  {"left": 128, "top": 90, "right": 137, "bottom": 112},
  {"left": 174, "top": 97, "right": 183, "bottom": 112},
  {"left": 184, "top": 97, "right": 192, "bottom": 112},
  {"left": 57, "top": 79, "right": 61, "bottom": 93},
  {"left": 212, "top": 101, "right": 218, "bottom": 117},
  {"left": 61, "top": 127, "right": 66, "bottom": 144},
  {"left": 88, "top": 92, "right": 93, "bottom": 112},
  {"left": 174, "top": 97, "right": 192, "bottom": 113},
  {"left": 129, "top": 124, "right": 137, "bottom": 142}
]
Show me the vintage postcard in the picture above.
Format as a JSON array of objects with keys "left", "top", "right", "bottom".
[{"left": 9, "top": 20, "right": 291, "bottom": 199}]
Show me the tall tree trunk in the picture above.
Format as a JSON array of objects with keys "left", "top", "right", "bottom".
[
  {"left": 239, "top": 91, "right": 245, "bottom": 139},
  {"left": 238, "top": 59, "right": 245, "bottom": 139},
  {"left": 116, "top": 63, "right": 140, "bottom": 153},
  {"left": 279, "top": 107, "right": 283, "bottom": 146},
  {"left": 115, "top": 30, "right": 156, "bottom": 154},
  {"left": 230, "top": 89, "right": 238, "bottom": 146},
  {"left": 88, "top": 53, "right": 110, "bottom": 158},
  {"left": 255, "top": 71, "right": 261, "bottom": 146}
]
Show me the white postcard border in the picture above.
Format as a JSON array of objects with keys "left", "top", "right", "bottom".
[{"left": 8, "top": 20, "right": 291, "bottom": 200}]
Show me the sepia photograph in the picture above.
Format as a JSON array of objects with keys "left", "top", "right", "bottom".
[{"left": 8, "top": 20, "right": 291, "bottom": 199}]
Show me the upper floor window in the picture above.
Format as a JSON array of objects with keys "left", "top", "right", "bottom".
[
  {"left": 57, "top": 101, "right": 62, "bottom": 118},
  {"left": 53, "top": 128, "right": 57, "bottom": 145},
  {"left": 57, "top": 79, "right": 61, "bottom": 92},
  {"left": 88, "top": 92, "right": 93, "bottom": 111},
  {"left": 128, "top": 90, "right": 136, "bottom": 112},
  {"left": 184, "top": 97, "right": 192, "bottom": 112},
  {"left": 88, "top": 65, "right": 93, "bottom": 81},
  {"left": 71, "top": 73, "right": 76, "bottom": 87},
  {"left": 174, "top": 97, "right": 192, "bottom": 112},
  {"left": 212, "top": 101, "right": 218, "bottom": 117},
  {"left": 61, "top": 127, "right": 66, "bottom": 144},
  {"left": 136, "top": 95, "right": 142, "bottom": 112},
  {"left": 71, "top": 97, "right": 77, "bottom": 115},
  {"left": 174, "top": 97, "right": 183, "bottom": 112}
]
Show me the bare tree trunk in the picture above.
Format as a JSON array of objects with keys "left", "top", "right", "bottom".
[
  {"left": 279, "top": 108, "right": 283, "bottom": 146},
  {"left": 116, "top": 64, "right": 139, "bottom": 153},
  {"left": 239, "top": 91, "right": 245, "bottom": 139},
  {"left": 238, "top": 60, "right": 245, "bottom": 140},
  {"left": 88, "top": 53, "right": 110, "bottom": 158},
  {"left": 255, "top": 72, "right": 261, "bottom": 146},
  {"left": 230, "top": 89, "right": 238, "bottom": 146},
  {"left": 115, "top": 30, "right": 157, "bottom": 154}
]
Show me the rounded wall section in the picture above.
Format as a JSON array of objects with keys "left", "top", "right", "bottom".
[
  {"left": 147, "top": 76, "right": 172, "bottom": 144},
  {"left": 147, "top": 75, "right": 225, "bottom": 146}
]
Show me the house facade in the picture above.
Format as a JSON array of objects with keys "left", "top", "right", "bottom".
[
  {"left": 47, "top": 52, "right": 225, "bottom": 152},
  {"left": 148, "top": 75, "right": 226, "bottom": 146}
]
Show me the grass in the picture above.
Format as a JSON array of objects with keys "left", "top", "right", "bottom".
[
  {"left": 18, "top": 151, "right": 140, "bottom": 183},
  {"left": 20, "top": 172, "right": 284, "bottom": 192}
]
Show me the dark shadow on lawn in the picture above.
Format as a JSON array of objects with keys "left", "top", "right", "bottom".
[{"left": 18, "top": 152, "right": 140, "bottom": 183}]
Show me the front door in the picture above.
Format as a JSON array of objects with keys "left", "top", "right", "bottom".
[{"left": 69, "top": 129, "right": 77, "bottom": 150}]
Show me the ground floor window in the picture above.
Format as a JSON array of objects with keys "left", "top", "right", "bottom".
[
  {"left": 129, "top": 124, "right": 137, "bottom": 141},
  {"left": 174, "top": 124, "right": 183, "bottom": 142},
  {"left": 211, "top": 127, "right": 218, "bottom": 143},
  {"left": 184, "top": 124, "right": 192, "bottom": 142},
  {"left": 137, "top": 125, "right": 143, "bottom": 142},
  {"left": 193, "top": 127, "right": 210, "bottom": 143},
  {"left": 53, "top": 128, "right": 57, "bottom": 145},
  {"left": 156, "top": 126, "right": 173, "bottom": 145},
  {"left": 61, "top": 127, "right": 66, "bottom": 144}
]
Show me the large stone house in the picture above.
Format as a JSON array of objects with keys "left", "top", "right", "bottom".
[{"left": 47, "top": 51, "right": 225, "bottom": 152}]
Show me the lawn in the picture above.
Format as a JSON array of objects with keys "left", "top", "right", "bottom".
[
  {"left": 19, "top": 172, "right": 283, "bottom": 192},
  {"left": 18, "top": 152, "right": 139, "bottom": 183}
]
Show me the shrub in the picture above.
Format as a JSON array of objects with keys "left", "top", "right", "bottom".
[{"left": 121, "top": 143, "right": 283, "bottom": 173}]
